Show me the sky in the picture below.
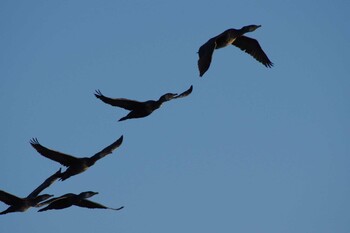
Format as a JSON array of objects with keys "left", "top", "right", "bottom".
[{"left": 0, "top": 0, "right": 349, "bottom": 232}]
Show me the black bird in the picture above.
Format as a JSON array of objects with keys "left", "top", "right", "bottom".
[
  {"left": 30, "top": 136, "right": 123, "bottom": 181},
  {"left": 95, "top": 85, "right": 193, "bottom": 121},
  {"left": 37, "top": 191, "right": 124, "bottom": 212},
  {"left": 0, "top": 168, "right": 61, "bottom": 214},
  {"left": 198, "top": 25, "right": 273, "bottom": 77}
]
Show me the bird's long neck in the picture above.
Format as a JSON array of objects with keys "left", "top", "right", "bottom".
[
  {"left": 87, "top": 157, "right": 97, "bottom": 166},
  {"left": 238, "top": 27, "right": 249, "bottom": 35},
  {"left": 158, "top": 97, "right": 166, "bottom": 104},
  {"left": 228, "top": 28, "right": 248, "bottom": 39},
  {"left": 155, "top": 97, "right": 168, "bottom": 108}
]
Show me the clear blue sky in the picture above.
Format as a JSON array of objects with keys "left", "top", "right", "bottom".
[{"left": 1, "top": 1, "right": 349, "bottom": 232}]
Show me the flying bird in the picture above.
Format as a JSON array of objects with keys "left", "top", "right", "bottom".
[
  {"left": 37, "top": 191, "right": 124, "bottom": 212},
  {"left": 30, "top": 136, "right": 123, "bottom": 181},
  {"left": 198, "top": 25, "right": 273, "bottom": 77},
  {"left": 94, "top": 85, "right": 193, "bottom": 121},
  {"left": 0, "top": 168, "right": 62, "bottom": 214}
]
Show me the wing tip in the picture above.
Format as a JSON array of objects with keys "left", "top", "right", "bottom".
[
  {"left": 30, "top": 137, "right": 40, "bottom": 146},
  {"left": 94, "top": 89, "right": 103, "bottom": 98},
  {"left": 265, "top": 61, "right": 274, "bottom": 68},
  {"left": 117, "top": 135, "right": 124, "bottom": 145}
]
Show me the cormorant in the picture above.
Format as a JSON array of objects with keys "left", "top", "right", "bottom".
[
  {"left": 30, "top": 136, "right": 123, "bottom": 181},
  {"left": 0, "top": 168, "right": 61, "bottom": 214},
  {"left": 95, "top": 85, "right": 193, "bottom": 121},
  {"left": 37, "top": 191, "right": 124, "bottom": 212},
  {"left": 198, "top": 25, "right": 273, "bottom": 77}
]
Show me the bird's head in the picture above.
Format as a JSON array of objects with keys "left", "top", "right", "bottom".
[
  {"left": 241, "top": 24, "right": 261, "bottom": 33},
  {"left": 79, "top": 191, "right": 99, "bottom": 199},
  {"left": 158, "top": 93, "right": 178, "bottom": 103}
]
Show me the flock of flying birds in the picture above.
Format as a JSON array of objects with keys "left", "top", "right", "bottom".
[{"left": 0, "top": 24, "right": 273, "bottom": 215}]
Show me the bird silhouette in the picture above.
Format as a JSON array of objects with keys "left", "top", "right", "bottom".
[
  {"left": 37, "top": 191, "right": 124, "bottom": 212},
  {"left": 0, "top": 168, "right": 62, "bottom": 214},
  {"left": 198, "top": 25, "right": 273, "bottom": 77},
  {"left": 94, "top": 85, "right": 193, "bottom": 121},
  {"left": 30, "top": 136, "right": 123, "bottom": 181}
]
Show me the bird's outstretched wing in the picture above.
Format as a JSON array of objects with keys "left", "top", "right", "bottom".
[
  {"left": 90, "top": 135, "right": 123, "bottom": 162},
  {"left": 30, "top": 138, "right": 79, "bottom": 167},
  {"left": 76, "top": 199, "right": 124, "bottom": 211},
  {"left": 232, "top": 36, "right": 273, "bottom": 68},
  {"left": 27, "top": 168, "right": 62, "bottom": 198},
  {"left": 0, "top": 190, "right": 22, "bottom": 205},
  {"left": 197, "top": 38, "right": 216, "bottom": 77},
  {"left": 174, "top": 85, "right": 193, "bottom": 99},
  {"left": 94, "top": 90, "right": 144, "bottom": 110}
]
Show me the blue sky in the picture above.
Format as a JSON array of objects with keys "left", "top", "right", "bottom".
[{"left": 1, "top": 0, "right": 349, "bottom": 232}]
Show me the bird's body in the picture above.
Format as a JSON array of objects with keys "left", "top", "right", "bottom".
[
  {"left": 60, "top": 159, "right": 90, "bottom": 180},
  {"left": 37, "top": 191, "right": 124, "bottom": 212},
  {"left": 39, "top": 194, "right": 76, "bottom": 210},
  {"left": 121, "top": 99, "right": 162, "bottom": 121},
  {"left": 95, "top": 85, "right": 193, "bottom": 121},
  {"left": 0, "top": 168, "right": 61, "bottom": 214},
  {"left": 30, "top": 136, "right": 123, "bottom": 181},
  {"left": 213, "top": 29, "right": 241, "bottom": 49},
  {"left": 198, "top": 25, "right": 273, "bottom": 77},
  {"left": 0, "top": 195, "right": 45, "bottom": 214}
]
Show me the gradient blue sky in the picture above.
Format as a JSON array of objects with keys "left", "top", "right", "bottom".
[{"left": 1, "top": 1, "right": 349, "bottom": 232}]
